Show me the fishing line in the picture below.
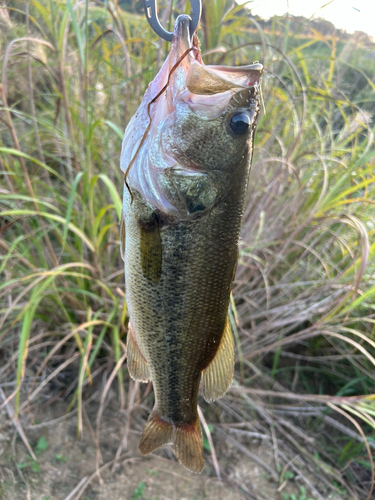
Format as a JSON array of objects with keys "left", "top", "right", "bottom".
[{"left": 124, "top": 39, "right": 201, "bottom": 204}]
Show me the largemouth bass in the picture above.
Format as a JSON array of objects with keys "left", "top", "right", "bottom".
[{"left": 120, "top": 15, "right": 262, "bottom": 473}]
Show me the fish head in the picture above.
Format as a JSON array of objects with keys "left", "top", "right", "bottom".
[{"left": 121, "top": 15, "right": 262, "bottom": 218}]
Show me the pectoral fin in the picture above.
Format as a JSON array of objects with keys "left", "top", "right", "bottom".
[
  {"left": 127, "top": 323, "right": 151, "bottom": 383},
  {"left": 202, "top": 317, "right": 234, "bottom": 403},
  {"left": 140, "top": 215, "right": 162, "bottom": 285}
]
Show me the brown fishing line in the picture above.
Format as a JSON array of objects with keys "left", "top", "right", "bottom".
[{"left": 124, "top": 42, "right": 200, "bottom": 203}]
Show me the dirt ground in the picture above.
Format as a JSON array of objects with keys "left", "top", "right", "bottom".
[{"left": 0, "top": 398, "right": 344, "bottom": 500}]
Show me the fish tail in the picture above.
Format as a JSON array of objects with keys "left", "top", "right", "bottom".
[
  {"left": 139, "top": 410, "right": 174, "bottom": 456},
  {"left": 173, "top": 419, "right": 204, "bottom": 473},
  {"left": 139, "top": 409, "right": 204, "bottom": 473}
]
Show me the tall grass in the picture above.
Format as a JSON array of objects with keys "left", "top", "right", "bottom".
[{"left": 0, "top": 1, "right": 375, "bottom": 498}]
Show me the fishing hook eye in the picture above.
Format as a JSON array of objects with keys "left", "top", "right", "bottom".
[{"left": 144, "top": 0, "right": 202, "bottom": 42}]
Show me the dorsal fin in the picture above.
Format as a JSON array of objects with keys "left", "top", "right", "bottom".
[{"left": 202, "top": 316, "right": 234, "bottom": 403}]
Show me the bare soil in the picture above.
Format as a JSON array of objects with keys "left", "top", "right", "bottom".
[{"left": 0, "top": 398, "right": 343, "bottom": 500}]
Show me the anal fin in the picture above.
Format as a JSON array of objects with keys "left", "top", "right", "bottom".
[
  {"left": 127, "top": 323, "right": 151, "bottom": 383},
  {"left": 202, "top": 316, "right": 234, "bottom": 403},
  {"left": 139, "top": 409, "right": 204, "bottom": 473}
]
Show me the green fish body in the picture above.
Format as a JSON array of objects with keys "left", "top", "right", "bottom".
[{"left": 120, "top": 15, "right": 262, "bottom": 473}]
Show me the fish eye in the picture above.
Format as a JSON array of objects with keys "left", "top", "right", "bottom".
[{"left": 229, "top": 112, "right": 251, "bottom": 135}]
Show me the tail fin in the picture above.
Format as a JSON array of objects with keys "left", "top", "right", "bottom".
[{"left": 139, "top": 410, "right": 204, "bottom": 473}]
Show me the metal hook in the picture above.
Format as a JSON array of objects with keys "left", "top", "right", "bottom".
[{"left": 144, "top": 0, "right": 202, "bottom": 42}]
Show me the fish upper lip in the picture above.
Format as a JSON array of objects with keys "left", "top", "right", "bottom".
[{"left": 171, "top": 17, "right": 262, "bottom": 95}]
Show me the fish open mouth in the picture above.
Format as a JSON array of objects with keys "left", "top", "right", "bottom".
[{"left": 157, "top": 14, "right": 263, "bottom": 113}]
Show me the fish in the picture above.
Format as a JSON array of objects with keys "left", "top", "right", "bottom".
[{"left": 120, "top": 14, "right": 262, "bottom": 473}]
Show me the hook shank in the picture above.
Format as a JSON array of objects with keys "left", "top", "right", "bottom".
[{"left": 144, "top": 0, "right": 202, "bottom": 42}]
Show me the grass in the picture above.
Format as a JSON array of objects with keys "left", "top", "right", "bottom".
[{"left": 0, "top": 1, "right": 375, "bottom": 499}]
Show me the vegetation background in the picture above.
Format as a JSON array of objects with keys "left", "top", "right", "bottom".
[{"left": 0, "top": 0, "right": 375, "bottom": 499}]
